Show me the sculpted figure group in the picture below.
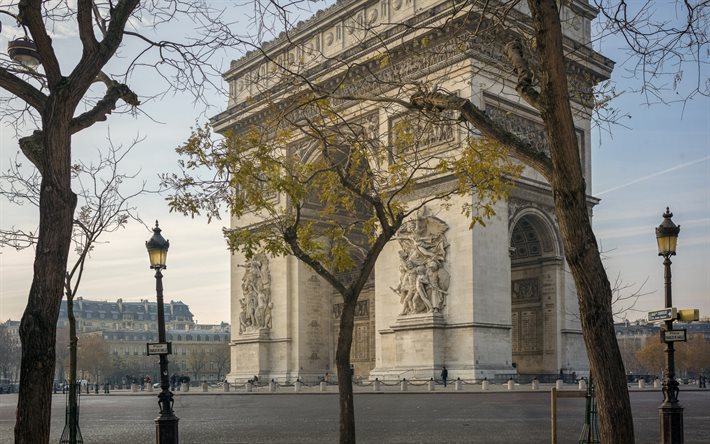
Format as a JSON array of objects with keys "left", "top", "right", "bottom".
[
  {"left": 391, "top": 207, "right": 450, "bottom": 315},
  {"left": 239, "top": 252, "right": 273, "bottom": 334}
]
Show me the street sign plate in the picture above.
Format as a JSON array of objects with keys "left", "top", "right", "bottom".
[
  {"left": 146, "top": 342, "right": 172, "bottom": 355},
  {"left": 662, "top": 329, "right": 687, "bottom": 342},
  {"left": 648, "top": 307, "right": 677, "bottom": 322}
]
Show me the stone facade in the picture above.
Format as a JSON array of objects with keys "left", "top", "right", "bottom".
[{"left": 214, "top": 0, "right": 612, "bottom": 382}]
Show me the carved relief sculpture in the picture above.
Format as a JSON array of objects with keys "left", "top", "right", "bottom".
[
  {"left": 391, "top": 207, "right": 450, "bottom": 315},
  {"left": 238, "top": 252, "right": 272, "bottom": 334}
]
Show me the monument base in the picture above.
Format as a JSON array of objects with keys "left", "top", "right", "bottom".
[{"left": 370, "top": 312, "right": 447, "bottom": 380}]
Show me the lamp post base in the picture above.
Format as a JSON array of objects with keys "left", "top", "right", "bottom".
[
  {"left": 155, "top": 413, "right": 179, "bottom": 444},
  {"left": 659, "top": 402, "right": 684, "bottom": 444}
]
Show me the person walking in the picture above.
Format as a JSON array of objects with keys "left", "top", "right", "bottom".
[{"left": 441, "top": 366, "right": 448, "bottom": 387}]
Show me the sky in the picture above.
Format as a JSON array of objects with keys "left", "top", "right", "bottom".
[{"left": 0, "top": 2, "right": 708, "bottom": 325}]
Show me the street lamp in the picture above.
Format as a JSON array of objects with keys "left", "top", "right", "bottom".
[
  {"left": 146, "top": 221, "right": 179, "bottom": 443},
  {"left": 655, "top": 207, "right": 682, "bottom": 444},
  {"left": 7, "top": 36, "right": 40, "bottom": 68},
  {"left": 1, "top": 12, "right": 42, "bottom": 68}
]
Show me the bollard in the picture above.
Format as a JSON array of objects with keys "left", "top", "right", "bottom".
[
  {"left": 428, "top": 379, "right": 435, "bottom": 392},
  {"left": 320, "top": 381, "right": 327, "bottom": 392},
  {"left": 373, "top": 378, "right": 381, "bottom": 392},
  {"left": 223, "top": 382, "right": 230, "bottom": 392},
  {"left": 269, "top": 380, "right": 276, "bottom": 392},
  {"left": 507, "top": 379, "right": 515, "bottom": 390},
  {"left": 131, "top": 383, "right": 138, "bottom": 393},
  {"left": 202, "top": 382, "right": 208, "bottom": 392},
  {"left": 654, "top": 378, "right": 661, "bottom": 389},
  {"left": 555, "top": 379, "right": 563, "bottom": 390},
  {"left": 481, "top": 380, "right": 489, "bottom": 391},
  {"left": 294, "top": 381, "right": 302, "bottom": 393},
  {"left": 454, "top": 379, "right": 462, "bottom": 391},
  {"left": 578, "top": 379, "right": 587, "bottom": 391},
  {"left": 246, "top": 382, "right": 253, "bottom": 392},
  {"left": 400, "top": 379, "right": 408, "bottom": 392},
  {"left": 532, "top": 379, "right": 540, "bottom": 390},
  {"left": 182, "top": 383, "right": 190, "bottom": 392},
  {"left": 147, "top": 383, "right": 154, "bottom": 392},
  {"left": 638, "top": 379, "right": 646, "bottom": 389}
]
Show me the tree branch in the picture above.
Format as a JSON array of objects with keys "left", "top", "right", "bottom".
[
  {"left": 409, "top": 91, "right": 553, "bottom": 180},
  {"left": 504, "top": 39, "right": 542, "bottom": 110},
  {"left": 70, "top": 79, "right": 140, "bottom": 134},
  {"left": 17, "top": 0, "right": 62, "bottom": 86},
  {"left": 0, "top": 66, "right": 47, "bottom": 112},
  {"left": 77, "top": 0, "right": 99, "bottom": 53}
]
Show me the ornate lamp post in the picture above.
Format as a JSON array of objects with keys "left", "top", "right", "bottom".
[
  {"left": 655, "top": 208, "right": 682, "bottom": 444},
  {"left": 146, "top": 221, "right": 179, "bottom": 443}
]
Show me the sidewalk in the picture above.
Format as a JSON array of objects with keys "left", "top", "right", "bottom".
[{"left": 73, "top": 380, "right": 709, "bottom": 396}]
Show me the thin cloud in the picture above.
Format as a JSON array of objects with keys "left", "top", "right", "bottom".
[{"left": 596, "top": 155, "right": 710, "bottom": 196}]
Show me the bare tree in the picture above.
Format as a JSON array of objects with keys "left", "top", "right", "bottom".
[
  {"left": 0, "top": 1, "right": 238, "bottom": 441},
  {"left": 76, "top": 334, "right": 113, "bottom": 383},
  {"left": 211, "top": 344, "right": 230, "bottom": 381},
  {"left": 0, "top": 322, "right": 21, "bottom": 382},
  {"left": 593, "top": 0, "right": 709, "bottom": 104},
  {"left": 2, "top": 136, "right": 156, "bottom": 443},
  {"left": 187, "top": 349, "right": 208, "bottom": 381}
]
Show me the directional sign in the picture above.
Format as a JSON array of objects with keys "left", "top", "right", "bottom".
[
  {"left": 648, "top": 307, "right": 677, "bottom": 322},
  {"left": 146, "top": 342, "right": 172, "bottom": 355},
  {"left": 662, "top": 329, "right": 687, "bottom": 343}
]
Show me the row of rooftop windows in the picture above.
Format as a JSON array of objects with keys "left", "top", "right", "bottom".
[
  {"left": 103, "top": 332, "right": 228, "bottom": 342},
  {"left": 78, "top": 312, "right": 191, "bottom": 321}
]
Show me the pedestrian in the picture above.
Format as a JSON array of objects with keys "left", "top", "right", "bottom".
[{"left": 441, "top": 366, "right": 448, "bottom": 387}]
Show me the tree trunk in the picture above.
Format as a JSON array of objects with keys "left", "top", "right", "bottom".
[
  {"left": 14, "top": 107, "right": 77, "bottom": 444},
  {"left": 336, "top": 293, "right": 357, "bottom": 444},
  {"left": 529, "top": 1, "right": 635, "bottom": 442}
]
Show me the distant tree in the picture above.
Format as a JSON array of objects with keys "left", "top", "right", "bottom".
[
  {"left": 77, "top": 334, "right": 112, "bottom": 382},
  {"left": 0, "top": 323, "right": 21, "bottom": 381},
  {"left": 635, "top": 332, "right": 710, "bottom": 378},
  {"left": 211, "top": 344, "right": 231, "bottom": 381},
  {"left": 187, "top": 349, "right": 208, "bottom": 381},
  {"left": 676, "top": 334, "right": 710, "bottom": 378},
  {"left": 617, "top": 339, "right": 643, "bottom": 375},
  {"left": 54, "top": 326, "right": 70, "bottom": 383}
]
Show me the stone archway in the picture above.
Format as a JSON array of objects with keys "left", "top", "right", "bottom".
[{"left": 509, "top": 212, "right": 561, "bottom": 375}]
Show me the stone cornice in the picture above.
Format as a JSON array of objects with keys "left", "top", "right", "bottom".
[
  {"left": 224, "top": 0, "right": 604, "bottom": 79},
  {"left": 213, "top": 0, "right": 613, "bottom": 131}
]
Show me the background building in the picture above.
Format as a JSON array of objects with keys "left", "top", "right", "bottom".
[{"left": 56, "top": 298, "right": 230, "bottom": 383}]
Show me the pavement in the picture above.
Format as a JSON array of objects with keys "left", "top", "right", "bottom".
[{"left": 0, "top": 384, "right": 708, "bottom": 443}]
